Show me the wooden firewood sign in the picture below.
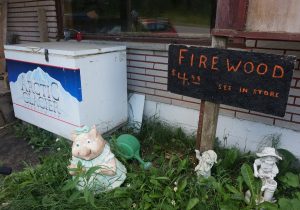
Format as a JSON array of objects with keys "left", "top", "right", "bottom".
[{"left": 168, "top": 44, "right": 296, "bottom": 117}]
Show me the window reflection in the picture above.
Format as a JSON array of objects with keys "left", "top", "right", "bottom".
[{"left": 63, "top": 0, "right": 212, "bottom": 38}]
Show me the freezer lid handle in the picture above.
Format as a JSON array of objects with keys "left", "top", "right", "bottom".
[{"left": 44, "top": 49, "right": 49, "bottom": 62}]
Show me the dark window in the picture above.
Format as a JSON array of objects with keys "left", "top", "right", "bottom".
[{"left": 63, "top": 0, "right": 213, "bottom": 39}]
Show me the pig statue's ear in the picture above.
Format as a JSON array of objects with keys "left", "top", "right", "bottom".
[
  {"left": 89, "top": 125, "right": 98, "bottom": 139},
  {"left": 71, "top": 132, "right": 77, "bottom": 141}
]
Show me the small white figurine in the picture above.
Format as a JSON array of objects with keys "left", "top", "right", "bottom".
[
  {"left": 195, "top": 150, "right": 217, "bottom": 178},
  {"left": 253, "top": 147, "right": 282, "bottom": 202},
  {"left": 68, "top": 125, "right": 127, "bottom": 193}
]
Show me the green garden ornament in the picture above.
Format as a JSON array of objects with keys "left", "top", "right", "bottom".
[{"left": 115, "top": 134, "right": 152, "bottom": 170}]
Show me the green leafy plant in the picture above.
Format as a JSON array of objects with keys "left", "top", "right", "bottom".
[
  {"left": 277, "top": 149, "right": 298, "bottom": 175},
  {"left": 241, "top": 163, "right": 262, "bottom": 205},
  {"left": 62, "top": 162, "right": 102, "bottom": 208},
  {"left": 14, "top": 122, "right": 57, "bottom": 151},
  {"left": 1, "top": 120, "right": 300, "bottom": 210}
]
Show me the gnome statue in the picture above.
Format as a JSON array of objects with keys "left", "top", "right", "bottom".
[
  {"left": 195, "top": 150, "right": 217, "bottom": 178},
  {"left": 253, "top": 147, "right": 282, "bottom": 202},
  {"left": 68, "top": 125, "right": 127, "bottom": 193}
]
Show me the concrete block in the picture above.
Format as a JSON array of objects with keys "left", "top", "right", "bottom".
[
  {"left": 250, "top": 111, "right": 292, "bottom": 121},
  {"left": 182, "top": 96, "right": 201, "bottom": 104},
  {"left": 219, "top": 108, "right": 236, "bottom": 118},
  {"left": 276, "top": 113, "right": 292, "bottom": 121},
  {"left": 274, "top": 119, "right": 300, "bottom": 131},
  {"left": 131, "top": 74, "right": 154, "bottom": 82},
  {"left": 245, "top": 39, "right": 256, "bottom": 48},
  {"left": 127, "top": 67, "right": 146, "bottom": 74},
  {"left": 127, "top": 79, "right": 146, "bottom": 87},
  {"left": 216, "top": 115, "right": 300, "bottom": 157},
  {"left": 126, "top": 42, "right": 167, "bottom": 51},
  {"left": 220, "top": 105, "right": 250, "bottom": 114},
  {"left": 220, "top": 104, "right": 236, "bottom": 110},
  {"left": 154, "top": 101, "right": 199, "bottom": 132},
  {"left": 296, "top": 61, "right": 300, "bottom": 70},
  {"left": 288, "top": 88, "right": 300, "bottom": 97},
  {"left": 128, "top": 85, "right": 155, "bottom": 95},
  {"left": 129, "top": 61, "right": 153, "bottom": 69},
  {"left": 288, "top": 96, "right": 295, "bottom": 104},
  {"left": 228, "top": 47, "right": 248, "bottom": 52},
  {"left": 154, "top": 77, "right": 167, "bottom": 84},
  {"left": 235, "top": 112, "right": 274, "bottom": 125},
  {"left": 146, "top": 55, "right": 168, "bottom": 63},
  {"left": 143, "top": 100, "right": 158, "bottom": 118},
  {"left": 146, "top": 94, "right": 171, "bottom": 104},
  {"left": 291, "top": 79, "right": 297, "bottom": 87},
  {"left": 252, "top": 48, "right": 284, "bottom": 55},
  {"left": 295, "top": 61, "right": 300, "bottom": 70},
  {"left": 171, "top": 99, "right": 200, "bottom": 110},
  {"left": 286, "top": 105, "right": 300, "bottom": 114},
  {"left": 295, "top": 98, "right": 300, "bottom": 105},
  {"left": 154, "top": 51, "right": 168, "bottom": 56},
  {"left": 286, "top": 50, "right": 300, "bottom": 59},
  {"left": 256, "top": 40, "right": 300, "bottom": 50},
  {"left": 146, "top": 82, "right": 167, "bottom": 90},
  {"left": 127, "top": 54, "right": 146, "bottom": 61},
  {"left": 127, "top": 49, "right": 154, "bottom": 55},
  {"left": 292, "top": 114, "right": 300, "bottom": 123},
  {"left": 293, "top": 70, "right": 300, "bottom": 78},
  {"left": 231, "top": 107, "right": 250, "bottom": 113},
  {"left": 154, "top": 63, "right": 168, "bottom": 70},
  {"left": 155, "top": 90, "right": 183, "bottom": 100},
  {"left": 146, "top": 69, "right": 168, "bottom": 77}
]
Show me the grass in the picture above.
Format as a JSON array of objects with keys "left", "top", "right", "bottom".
[{"left": 0, "top": 119, "right": 300, "bottom": 210}]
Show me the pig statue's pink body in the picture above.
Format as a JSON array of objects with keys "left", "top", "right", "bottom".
[{"left": 68, "top": 126, "right": 126, "bottom": 192}]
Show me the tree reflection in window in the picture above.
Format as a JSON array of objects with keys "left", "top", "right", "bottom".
[{"left": 63, "top": 0, "right": 212, "bottom": 38}]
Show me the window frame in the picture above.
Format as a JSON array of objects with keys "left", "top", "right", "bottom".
[{"left": 55, "top": 0, "right": 216, "bottom": 45}]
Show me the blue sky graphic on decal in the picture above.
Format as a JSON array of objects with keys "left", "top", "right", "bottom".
[{"left": 7, "top": 60, "right": 82, "bottom": 102}]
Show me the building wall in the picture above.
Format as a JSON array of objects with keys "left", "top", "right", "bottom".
[
  {"left": 123, "top": 39, "right": 300, "bottom": 157},
  {"left": 246, "top": 0, "right": 300, "bottom": 33},
  {"left": 7, "top": 0, "right": 57, "bottom": 43},
  {"left": 125, "top": 40, "right": 300, "bottom": 132}
]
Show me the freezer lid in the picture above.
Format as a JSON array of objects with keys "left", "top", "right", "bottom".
[{"left": 4, "top": 41, "right": 126, "bottom": 57}]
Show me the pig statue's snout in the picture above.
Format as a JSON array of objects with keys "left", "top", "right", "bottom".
[{"left": 77, "top": 147, "right": 92, "bottom": 158}]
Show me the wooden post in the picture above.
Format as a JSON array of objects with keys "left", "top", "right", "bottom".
[
  {"left": 126, "top": 0, "right": 132, "bottom": 32},
  {"left": 0, "top": 0, "right": 8, "bottom": 90},
  {"left": 0, "top": 0, "right": 7, "bottom": 73},
  {"left": 1, "top": 0, "right": 8, "bottom": 46},
  {"left": 37, "top": 8, "right": 49, "bottom": 42},
  {"left": 196, "top": 36, "right": 227, "bottom": 152}
]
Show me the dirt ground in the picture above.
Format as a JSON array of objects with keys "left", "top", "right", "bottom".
[{"left": 0, "top": 127, "right": 42, "bottom": 172}]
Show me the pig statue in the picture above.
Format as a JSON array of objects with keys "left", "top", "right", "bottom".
[{"left": 68, "top": 125, "right": 127, "bottom": 193}]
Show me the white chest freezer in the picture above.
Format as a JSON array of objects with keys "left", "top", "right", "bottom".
[{"left": 4, "top": 41, "right": 128, "bottom": 139}]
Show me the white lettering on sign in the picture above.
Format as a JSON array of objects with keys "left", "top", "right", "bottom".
[{"left": 17, "top": 68, "right": 61, "bottom": 115}]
